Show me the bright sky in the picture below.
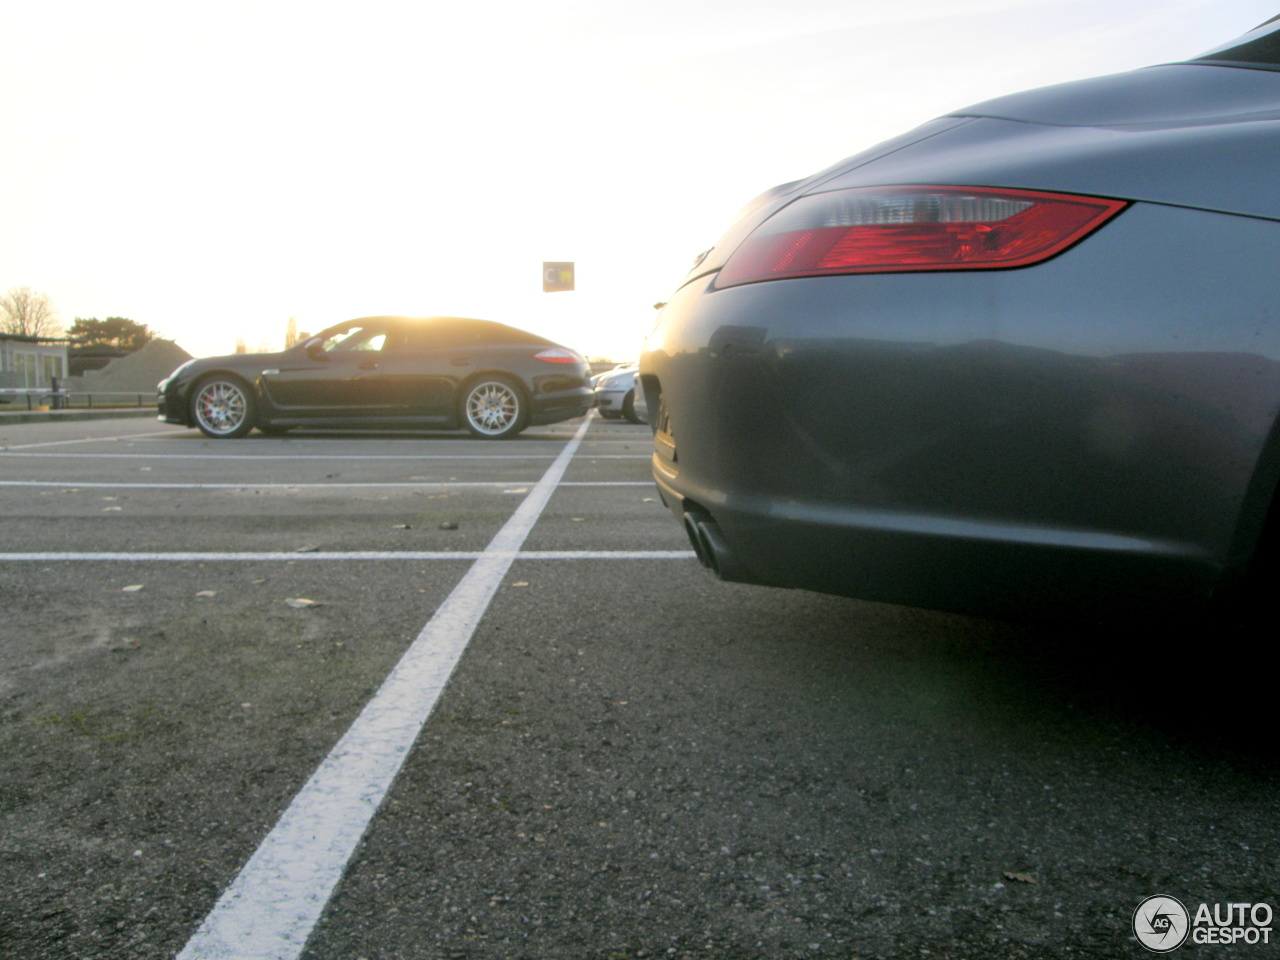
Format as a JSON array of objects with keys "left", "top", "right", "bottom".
[{"left": 3, "top": 0, "right": 1276, "bottom": 361}]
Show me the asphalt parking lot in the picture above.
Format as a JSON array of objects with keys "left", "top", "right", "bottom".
[{"left": 1, "top": 413, "right": 1277, "bottom": 960}]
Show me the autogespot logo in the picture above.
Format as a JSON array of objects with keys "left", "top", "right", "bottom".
[{"left": 1134, "top": 895, "right": 1191, "bottom": 953}]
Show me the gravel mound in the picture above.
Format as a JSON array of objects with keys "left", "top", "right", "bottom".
[{"left": 64, "top": 339, "right": 193, "bottom": 394}]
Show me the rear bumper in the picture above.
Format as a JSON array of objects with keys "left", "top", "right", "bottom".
[
  {"left": 529, "top": 389, "right": 594, "bottom": 426},
  {"left": 655, "top": 463, "right": 1221, "bottom": 619}
]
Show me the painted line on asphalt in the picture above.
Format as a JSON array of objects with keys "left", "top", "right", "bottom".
[
  {"left": 0, "top": 451, "right": 560, "bottom": 460},
  {"left": 175, "top": 418, "right": 597, "bottom": 960},
  {"left": 0, "top": 550, "right": 695, "bottom": 561},
  {"left": 0, "top": 480, "right": 656, "bottom": 490},
  {"left": 0, "top": 451, "right": 650, "bottom": 460},
  {"left": 0, "top": 428, "right": 182, "bottom": 450},
  {"left": 132, "top": 434, "right": 649, "bottom": 447}
]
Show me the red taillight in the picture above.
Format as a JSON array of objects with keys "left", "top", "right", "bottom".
[
  {"left": 534, "top": 347, "right": 582, "bottom": 364},
  {"left": 715, "top": 185, "right": 1128, "bottom": 287}
]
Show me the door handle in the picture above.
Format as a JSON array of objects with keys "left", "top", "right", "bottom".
[{"left": 358, "top": 361, "right": 380, "bottom": 371}]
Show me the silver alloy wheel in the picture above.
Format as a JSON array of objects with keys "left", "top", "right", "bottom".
[
  {"left": 464, "top": 379, "right": 523, "bottom": 438},
  {"left": 193, "top": 378, "right": 252, "bottom": 437}
]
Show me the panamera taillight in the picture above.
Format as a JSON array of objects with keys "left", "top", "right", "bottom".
[
  {"left": 534, "top": 347, "right": 583, "bottom": 364},
  {"left": 715, "top": 185, "right": 1128, "bottom": 287}
]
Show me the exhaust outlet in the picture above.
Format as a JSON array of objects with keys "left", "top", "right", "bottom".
[
  {"left": 682, "top": 511, "right": 716, "bottom": 571},
  {"left": 682, "top": 509, "right": 756, "bottom": 583}
]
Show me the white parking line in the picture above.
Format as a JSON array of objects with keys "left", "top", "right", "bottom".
[
  {"left": 0, "top": 451, "right": 651, "bottom": 461},
  {"left": 0, "top": 451, "right": 564, "bottom": 460},
  {"left": 176, "top": 418, "right": 593, "bottom": 960},
  {"left": 0, "top": 480, "right": 655, "bottom": 490},
  {"left": 0, "top": 428, "right": 179, "bottom": 450},
  {"left": 0, "top": 551, "right": 695, "bottom": 561},
  {"left": 0, "top": 424, "right": 650, "bottom": 453}
]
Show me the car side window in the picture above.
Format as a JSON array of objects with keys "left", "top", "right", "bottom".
[
  {"left": 352, "top": 333, "right": 387, "bottom": 352},
  {"left": 323, "top": 326, "right": 388, "bottom": 353}
]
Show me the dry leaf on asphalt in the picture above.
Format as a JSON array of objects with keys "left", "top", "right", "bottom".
[{"left": 1003, "top": 872, "right": 1038, "bottom": 884}]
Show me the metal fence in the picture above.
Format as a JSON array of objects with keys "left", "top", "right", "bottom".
[{"left": 0, "top": 388, "right": 154, "bottom": 411}]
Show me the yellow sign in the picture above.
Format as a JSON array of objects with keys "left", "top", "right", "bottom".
[{"left": 542, "top": 262, "right": 574, "bottom": 292}]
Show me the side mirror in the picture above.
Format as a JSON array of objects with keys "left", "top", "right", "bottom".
[{"left": 303, "top": 339, "right": 329, "bottom": 361}]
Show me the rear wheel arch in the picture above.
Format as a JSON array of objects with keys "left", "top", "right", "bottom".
[
  {"left": 1218, "top": 411, "right": 1280, "bottom": 621},
  {"left": 1233, "top": 477, "right": 1280, "bottom": 622}
]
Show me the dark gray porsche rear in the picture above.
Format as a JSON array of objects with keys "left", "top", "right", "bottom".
[{"left": 640, "top": 19, "right": 1280, "bottom": 620}]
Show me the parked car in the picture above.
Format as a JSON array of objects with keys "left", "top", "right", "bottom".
[
  {"left": 590, "top": 362, "right": 633, "bottom": 387},
  {"left": 639, "top": 17, "right": 1280, "bottom": 622},
  {"left": 594, "top": 362, "right": 646, "bottom": 423},
  {"left": 159, "top": 316, "right": 593, "bottom": 440}
]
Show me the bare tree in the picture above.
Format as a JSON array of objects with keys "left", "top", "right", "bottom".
[
  {"left": 0, "top": 287, "right": 62, "bottom": 337},
  {"left": 285, "top": 316, "right": 300, "bottom": 348}
]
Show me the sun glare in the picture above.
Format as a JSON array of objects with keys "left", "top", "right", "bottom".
[{"left": 2, "top": 0, "right": 1275, "bottom": 360}]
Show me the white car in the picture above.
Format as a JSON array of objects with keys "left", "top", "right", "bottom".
[{"left": 593, "top": 362, "right": 645, "bottom": 423}]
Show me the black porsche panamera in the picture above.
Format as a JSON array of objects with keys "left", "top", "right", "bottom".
[{"left": 158, "top": 316, "right": 594, "bottom": 440}]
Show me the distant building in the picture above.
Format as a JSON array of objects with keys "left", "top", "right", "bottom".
[
  {"left": 69, "top": 345, "right": 131, "bottom": 377},
  {"left": 0, "top": 333, "right": 70, "bottom": 389}
]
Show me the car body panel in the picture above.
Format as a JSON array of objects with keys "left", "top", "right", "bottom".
[
  {"left": 816, "top": 112, "right": 1280, "bottom": 224},
  {"left": 262, "top": 351, "right": 392, "bottom": 416},
  {"left": 958, "top": 61, "right": 1280, "bottom": 127},
  {"left": 640, "top": 30, "right": 1280, "bottom": 620}
]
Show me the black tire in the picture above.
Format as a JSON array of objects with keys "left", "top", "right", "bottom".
[
  {"left": 599, "top": 409, "right": 622, "bottom": 420},
  {"left": 191, "top": 375, "right": 256, "bottom": 439},
  {"left": 460, "top": 375, "right": 529, "bottom": 439},
  {"left": 622, "top": 389, "right": 646, "bottom": 425}
]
